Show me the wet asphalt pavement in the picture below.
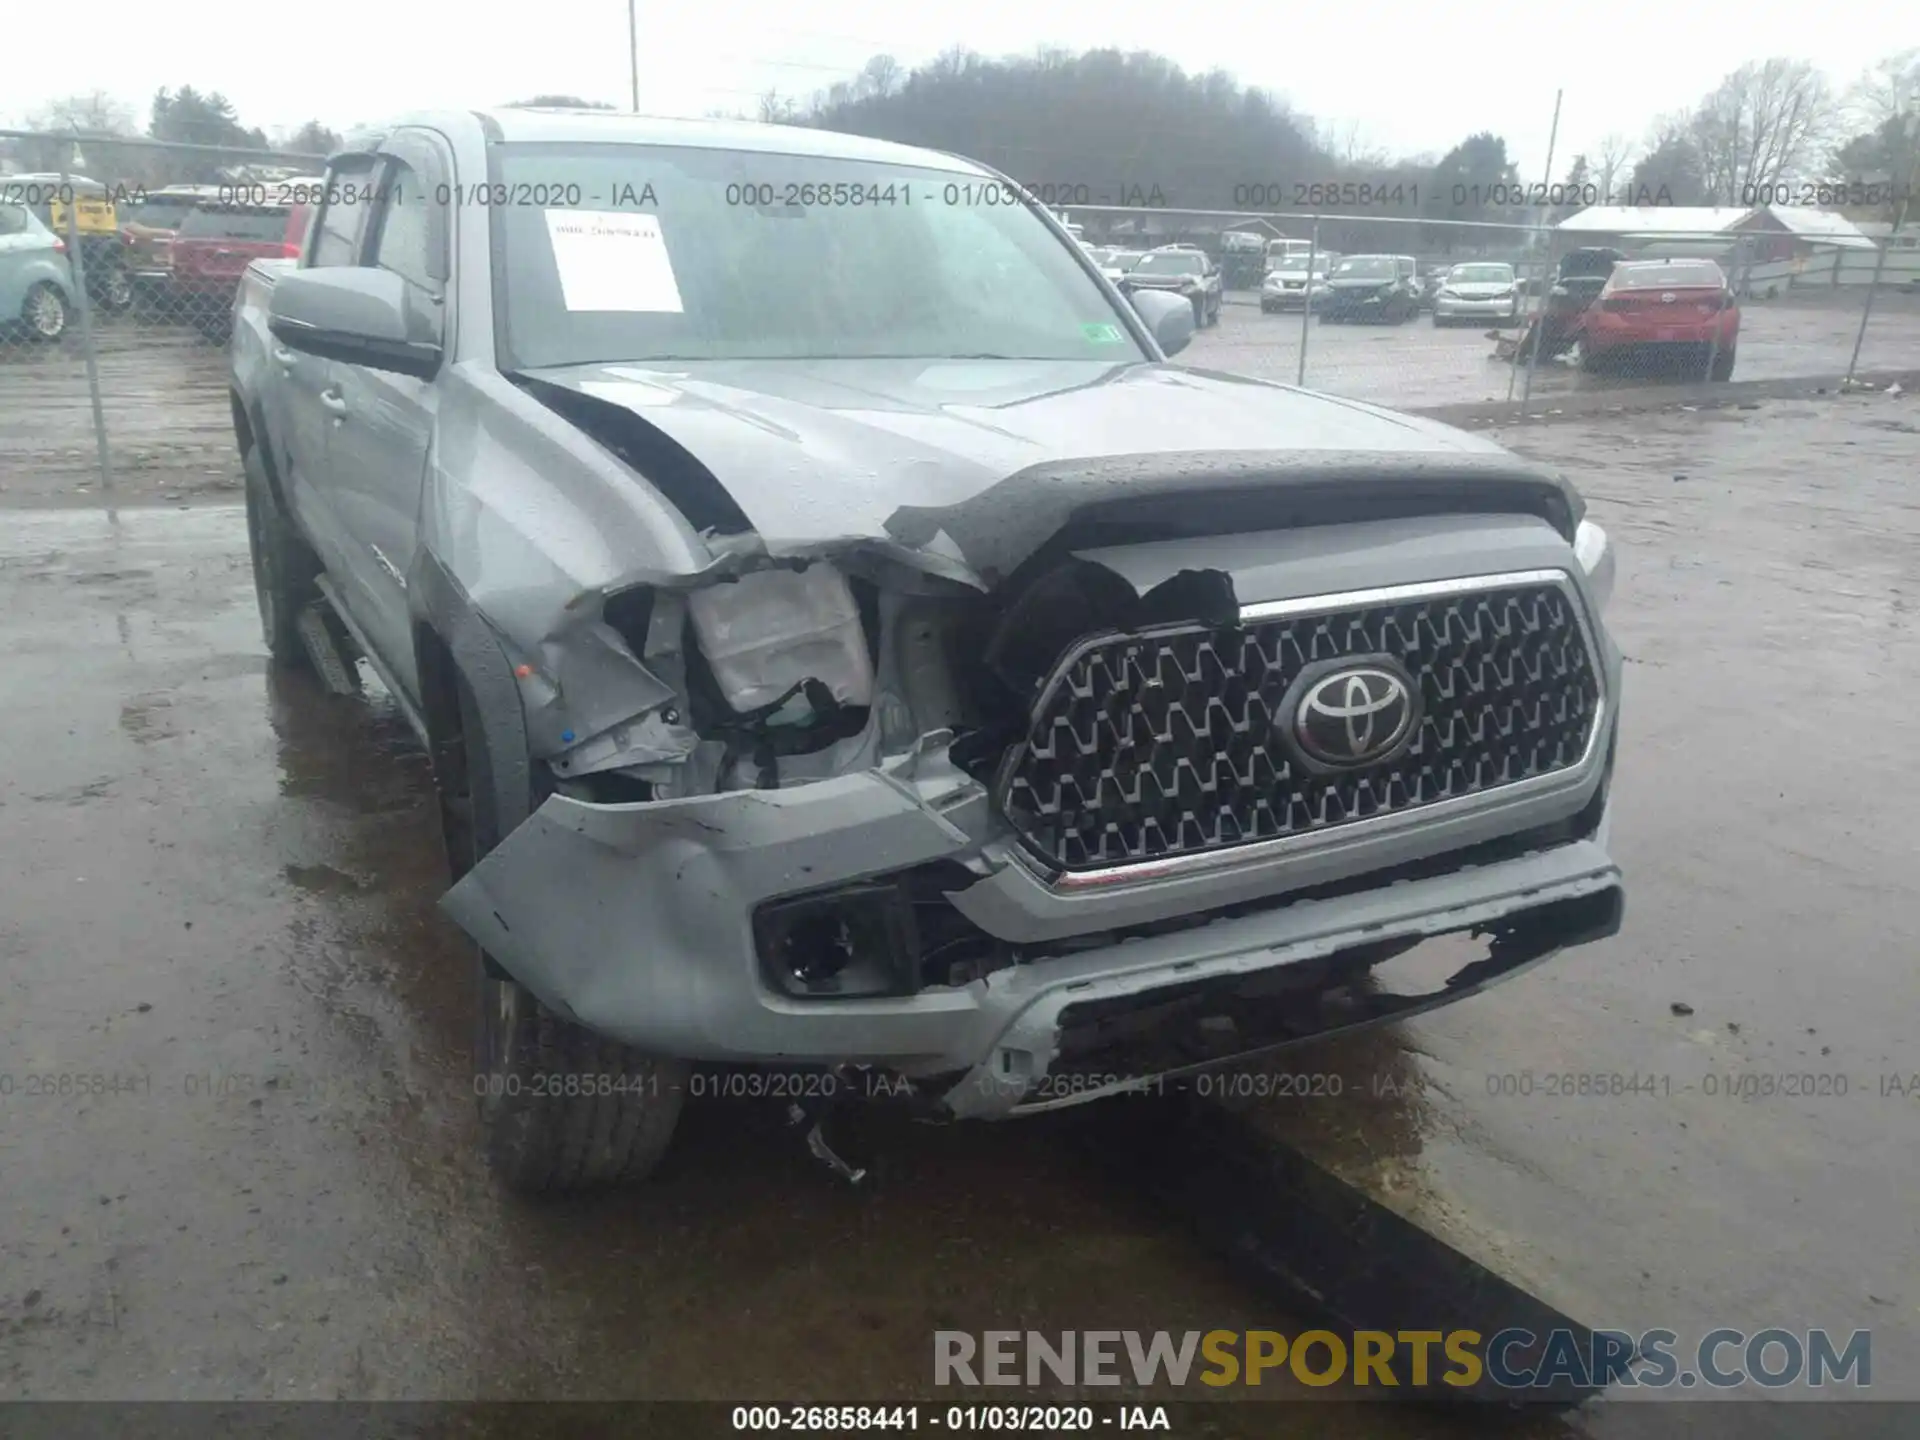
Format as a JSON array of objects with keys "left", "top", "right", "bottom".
[{"left": 3, "top": 386, "right": 1919, "bottom": 1430}]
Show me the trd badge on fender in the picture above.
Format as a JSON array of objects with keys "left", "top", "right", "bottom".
[{"left": 1289, "top": 664, "right": 1418, "bottom": 767}]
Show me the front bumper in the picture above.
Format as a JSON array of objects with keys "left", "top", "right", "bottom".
[
  {"left": 1322, "top": 292, "right": 1404, "bottom": 317},
  {"left": 444, "top": 721, "right": 1622, "bottom": 1120},
  {"left": 1435, "top": 294, "right": 1520, "bottom": 318}
]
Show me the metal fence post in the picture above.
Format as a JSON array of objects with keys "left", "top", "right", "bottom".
[
  {"left": 1518, "top": 230, "right": 1558, "bottom": 413},
  {"left": 1846, "top": 196, "right": 1909, "bottom": 386},
  {"left": 1296, "top": 216, "right": 1319, "bottom": 388},
  {"left": 58, "top": 140, "right": 115, "bottom": 495}
]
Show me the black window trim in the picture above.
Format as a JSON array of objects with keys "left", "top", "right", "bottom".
[
  {"left": 369, "top": 130, "right": 452, "bottom": 289},
  {"left": 306, "top": 150, "right": 381, "bottom": 269}
]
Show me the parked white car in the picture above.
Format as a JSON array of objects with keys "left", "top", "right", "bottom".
[
  {"left": 1432, "top": 262, "right": 1521, "bottom": 327},
  {"left": 1260, "top": 257, "right": 1332, "bottom": 313}
]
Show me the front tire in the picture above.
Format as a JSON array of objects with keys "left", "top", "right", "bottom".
[
  {"left": 21, "top": 282, "right": 70, "bottom": 341},
  {"left": 1709, "top": 346, "right": 1735, "bottom": 382},
  {"left": 447, "top": 678, "right": 688, "bottom": 1195},
  {"left": 242, "top": 441, "right": 321, "bottom": 668}
]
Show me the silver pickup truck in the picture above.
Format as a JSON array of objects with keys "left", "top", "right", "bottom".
[{"left": 229, "top": 108, "right": 1623, "bottom": 1195}]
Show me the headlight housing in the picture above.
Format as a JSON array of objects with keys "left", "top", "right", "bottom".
[
  {"left": 687, "top": 564, "right": 873, "bottom": 720},
  {"left": 1574, "top": 520, "right": 1615, "bottom": 612}
]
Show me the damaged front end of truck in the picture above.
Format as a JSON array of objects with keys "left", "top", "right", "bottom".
[{"left": 429, "top": 366, "right": 1625, "bottom": 1122}]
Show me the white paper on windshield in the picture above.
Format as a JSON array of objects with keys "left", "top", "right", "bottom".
[{"left": 544, "top": 210, "right": 684, "bottom": 313}]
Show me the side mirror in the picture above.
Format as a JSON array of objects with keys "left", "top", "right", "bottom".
[
  {"left": 1129, "top": 288, "right": 1195, "bottom": 357},
  {"left": 267, "top": 267, "right": 442, "bottom": 380}
]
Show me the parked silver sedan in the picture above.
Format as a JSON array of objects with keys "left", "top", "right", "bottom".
[{"left": 1432, "top": 261, "right": 1521, "bottom": 327}]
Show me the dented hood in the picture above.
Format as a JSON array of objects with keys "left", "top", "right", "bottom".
[{"left": 522, "top": 357, "right": 1579, "bottom": 582}]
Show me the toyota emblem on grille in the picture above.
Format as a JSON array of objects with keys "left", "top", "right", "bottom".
[
  {"left": 1661, "top": 292, "right": 1676, "bottom": 303},
  {"left": 1290, "top": 665, "right": 1417, "bottom": 766}
]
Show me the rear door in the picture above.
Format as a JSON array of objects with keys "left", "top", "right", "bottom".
[
  {"left": 276, "top": 153, "right": 382, "bottom": 626},
  {"left": 318, "top": 134, "right": 453, "bottom": 699}
]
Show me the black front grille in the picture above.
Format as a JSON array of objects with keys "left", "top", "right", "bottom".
[{"left": 999, "top": 580, "right": 1602, "bottom": 873}]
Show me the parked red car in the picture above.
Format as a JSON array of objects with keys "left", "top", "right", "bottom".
[
  {"left": 168, "top": 201, "right": 309, "bottom": 341},
  {"left": 1579, "top": 258, "right": 1739, "bottom": 381},
  {"left": 119, "top": 185, "right": 226, "bottom": 290}
]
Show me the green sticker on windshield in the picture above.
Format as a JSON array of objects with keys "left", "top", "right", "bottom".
[{"left": 1082, "top": 322, "right": 1125, "bottom": 343}]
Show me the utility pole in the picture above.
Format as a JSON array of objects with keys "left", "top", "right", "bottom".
[
  {"left": 628, "top": 0, "right": 640, "bottom": 112},
  {"left": 1517, "top": 89, "right": 1565, "bottom": 412}
]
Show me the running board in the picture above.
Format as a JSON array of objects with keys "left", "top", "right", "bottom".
[{"left": 296, "top": 601, "right": 361, "bottom": 696}]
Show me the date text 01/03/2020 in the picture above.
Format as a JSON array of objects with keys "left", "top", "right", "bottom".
[{"left": 729, "top": 1405, "right": 1172, "bottom": 1431}]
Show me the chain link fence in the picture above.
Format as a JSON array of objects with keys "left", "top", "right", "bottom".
[
  {"left": 2, "top": 129, "right": 1916, "bottom": 505},
  {"left": 1078, "top": 204, "right": 1920, "bottom": 411},
  {"left": 1, "top": 130, "right": 323, "bottom": 502}
]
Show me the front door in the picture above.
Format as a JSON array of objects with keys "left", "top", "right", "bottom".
[{"left": 314, "top": 137, "right": 453, "bottom": 702}]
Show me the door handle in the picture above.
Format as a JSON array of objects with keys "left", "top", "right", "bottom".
[
  {"left": 319, "top": 390, "right": 348, "bottom": 418},
  {"left": 272, "top": 345, "right": 297, "bottom": 368}
]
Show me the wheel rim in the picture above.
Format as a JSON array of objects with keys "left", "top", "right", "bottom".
[
  {"left": 104, "top": 270, "right": 132, "bottom": 307},
  {"left": 26, "top": 289, "right": 62, "bottom": 336}
]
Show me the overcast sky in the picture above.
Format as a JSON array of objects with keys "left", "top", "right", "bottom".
[{"left": 4, "top": 0, "right": 1902, "bottom": 179}]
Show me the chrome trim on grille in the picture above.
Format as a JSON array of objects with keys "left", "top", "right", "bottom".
[{"left": 1010, "top": 568, "right": 1608, "bottom": 892}]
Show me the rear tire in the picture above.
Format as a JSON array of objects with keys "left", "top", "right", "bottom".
[
  {"left": 242, "top": 441, "right": 320, "bottom": 669},
  {"left": 448, "top": 679, "right": 687, "bottom": 1196},
  {"left": 21, "top": 282, "right": 69, "bottom": 341},
  {"left": 93, "top": 262, "right": 134, "bottom": 314}
]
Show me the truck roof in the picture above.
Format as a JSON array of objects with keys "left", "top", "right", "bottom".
[{"left": 361, "top": 108, "right": 992, "bottom": 177}]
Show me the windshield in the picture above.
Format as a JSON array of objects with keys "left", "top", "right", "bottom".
[
  {"left": 178, "top": 206, "right": 290, "bottom": 241},
  {"left": 492, "top": 144, "right": 1147, "bottom": 366},
  {"left": 1332, "top": 256, "right": 1395, "bottom": 277},
  {"left": 1132, "top": 252, "right": 1203, "bottom": 276},
  {"left": 131, "top": 197, "right": 202, "bottom": 229},
  {"left": 1448, "top": 264, "right": 1513, "bottom": 284},
  {"left": 1272, "top": 261, "right": 1325, "bottom": 277},
  {"left": 1105, "top": 252, "right": 1143, "bottom": 271}
]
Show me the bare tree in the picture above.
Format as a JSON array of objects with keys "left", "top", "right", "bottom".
[
  {"left": 25, "top": 91, "right": 136, "bottom": 136},
  {"left": 1594, "top": 133, "right": 1635, "bottom": 201},
  {"left": 756, "top": 88, "right": 798, "bottom": 124},
  {"left": 1319, "top": 117, "right": 1389, "bottom": 169},
  {"left": 1688, "top": 59, "right": 1840, "bottom": 200},
  {"left": 860, "top": 55, "right": 902, "bottom": 100},
  {"left": 1846, "top": 48, "right": 1920, "bottom": 130}
]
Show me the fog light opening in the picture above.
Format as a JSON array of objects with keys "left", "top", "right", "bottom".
[{"left": 755, "top": 883, "right": 921, "bottom": 1000}]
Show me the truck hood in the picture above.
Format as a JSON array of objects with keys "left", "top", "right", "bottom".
[{"left": 516, "top": 356, "right": 1579, "bottom": 584}]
